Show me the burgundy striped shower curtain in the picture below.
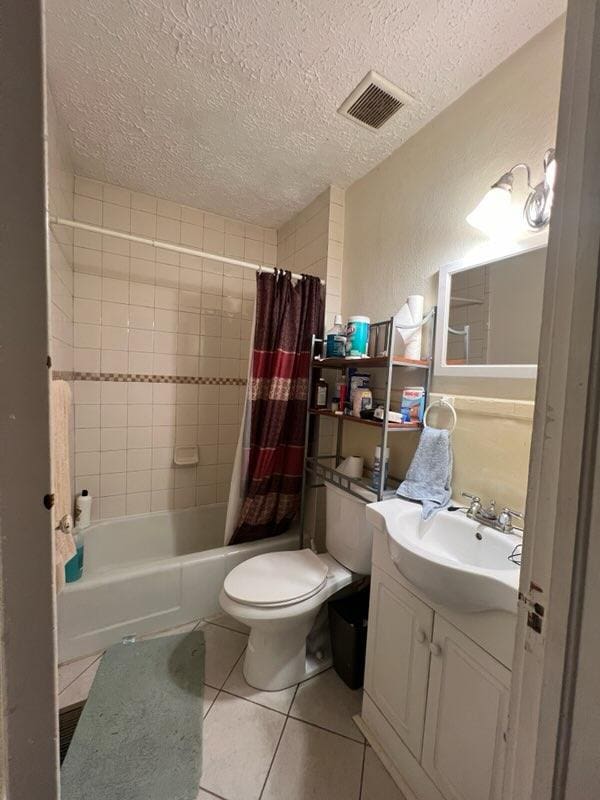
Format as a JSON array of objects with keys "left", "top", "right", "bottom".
[{"left": 229, "top": 270, "right": 322, "bottom": 544}]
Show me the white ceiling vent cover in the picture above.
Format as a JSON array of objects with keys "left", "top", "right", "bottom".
[{"left": 338, "top": 70, "right": 412, "bottom": 131}]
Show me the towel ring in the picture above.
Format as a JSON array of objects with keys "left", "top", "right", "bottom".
[{"left": 423, "top": 397, "right": 457, "bottom": 434}]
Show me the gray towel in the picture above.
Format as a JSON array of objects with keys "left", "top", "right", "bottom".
[{"left": 397, "top": 427, "right": 453, "bottom": 519}]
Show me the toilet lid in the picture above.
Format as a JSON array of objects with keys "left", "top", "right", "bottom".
[{"left": 223, "top": 549, "right": 329, "bottom": 607}]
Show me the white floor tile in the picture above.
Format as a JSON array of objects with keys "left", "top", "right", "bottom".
[
  {"left": 361, "top": 747, "right": 407, "bottom": 800},
  {"left": 141, "top": 621, "right": 199, "bottom": 640},
  {"left": 290, "top": 668, "right": 364, "bottom": 741},
  {"left": 204, "top": 612, "right": 249, "bottom": 635},
  {"left": 59, "top": 656, "right": 102, "bottom": 708},
  {"left": 198, "top": 622, "right": 248, "bottom": 688},
  {"left": 58, "top": 654, "right": 100, "bottom": 693},
  {"left": 262, "top": 717, "right": 364, "bottom": 800},
  {"left": 203, "top": 684, "right": 219, "bottom": 717},
  {"left": 222, "top": 658, "right": 297, "bottom": 714},
  {"left": 201, "top": 693, "right": 285, "bottom": 800}
]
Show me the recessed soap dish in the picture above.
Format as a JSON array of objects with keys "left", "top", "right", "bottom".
[{"left": 173, "top": 446, "right": 199, "bottom": 466}]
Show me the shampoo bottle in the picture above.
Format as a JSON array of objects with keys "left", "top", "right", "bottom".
[{"left": 74, "top": 488, "right": 92, "bottom": 530}]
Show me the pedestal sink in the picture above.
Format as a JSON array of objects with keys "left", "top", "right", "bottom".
[{"left": 366, "top": 498, "right": 521, "bottom": 614}]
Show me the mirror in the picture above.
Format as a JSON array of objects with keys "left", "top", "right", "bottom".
[{"left": 435, "top": 243, "right": 547, "bottom": 378}]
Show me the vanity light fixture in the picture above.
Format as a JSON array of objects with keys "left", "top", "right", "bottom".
[{"left": 467, "top": 148, "right": 556, "bottom": 237}]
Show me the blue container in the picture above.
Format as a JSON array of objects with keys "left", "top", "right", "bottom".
[
  {"left": 65, "top": 535, "right": 84, "bottom": 583},
  {"left": 326, "top": 332, "right": 347, "bottom": 358},
  {"left": 346, "top": 316, "right": 370, "bottom": 357}
]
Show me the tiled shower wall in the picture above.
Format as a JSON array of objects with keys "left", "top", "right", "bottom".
[
  {"left": 47, "top": 90, "right": 76, "bottom": 495},
  {"left": 277, "top": 185, "right": 344, "bottom": 330},
  {"left": 69, "top": 177, "right": 278, "bottom": 521},
  {"left": 277, "top": 186, "right": 346, "bottom": 548},
  {"left": 48, "top": 92, "right": 75, "bottom": 375},
  {"left": 447, "top": 268, "right": 489, "bottom": 365}
]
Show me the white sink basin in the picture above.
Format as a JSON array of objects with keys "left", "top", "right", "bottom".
[{"left": 367, "top": 498, "right": 521, "bottom": 614}]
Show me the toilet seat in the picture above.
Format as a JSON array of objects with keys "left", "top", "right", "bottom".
[{"left": 223, "top": 549, "right": 329, "bottom": 608}]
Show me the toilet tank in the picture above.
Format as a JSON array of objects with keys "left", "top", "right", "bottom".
[{"left": 325, "top": 482, "right": 374, "bottom": 575}]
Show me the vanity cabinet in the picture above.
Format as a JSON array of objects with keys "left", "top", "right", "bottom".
[
  {"left": 362, "top": 544, "right": 512, "bottom": 800},
  {"left": 422, "top": 616, "right": 510, "bottom": 800},
  {"left": 364, "top": 566, "right": 433, "bottom": 759}
]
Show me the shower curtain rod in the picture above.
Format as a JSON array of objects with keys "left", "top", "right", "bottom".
[{"left": 47, "top": 215, "right": 326, "bottom": 285}]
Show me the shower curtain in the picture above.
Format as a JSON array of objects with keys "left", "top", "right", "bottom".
[{"left": 225, "top": 270, "right": 323, "bottom": 545}]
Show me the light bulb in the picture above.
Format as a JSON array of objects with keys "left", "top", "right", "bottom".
[
  {"left": 544, "top": 150, "right": 557, "bottom": 190},
  {"left": 466, "top": 184, "right": 513, "bottom": 237}
]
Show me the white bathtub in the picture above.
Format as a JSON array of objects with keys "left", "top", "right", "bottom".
[{"left": 58, "top": 503, "right": 298, "bottom": 662}]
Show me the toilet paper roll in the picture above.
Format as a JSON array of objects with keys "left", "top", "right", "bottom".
[
  {"left": 397, "top": 294, "right": 424, "bottom": 360},
  {"left": 337, "top": 456, "right": 364, "bottom": 479}
]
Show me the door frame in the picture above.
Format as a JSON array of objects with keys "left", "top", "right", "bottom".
[
  {"left": 0, "top": 1, "right": 60, "bottom": 798},
  {"left": 504, "top": 1, "right": 600, "bottom": 797}
]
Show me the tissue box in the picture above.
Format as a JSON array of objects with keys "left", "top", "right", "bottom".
[{"left": 400, "top": 387, "right": 425, "bottom": 423}]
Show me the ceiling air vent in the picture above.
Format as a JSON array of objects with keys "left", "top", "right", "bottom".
[{"left": 338, "top": 70, "right": 412, "bottom": 131}]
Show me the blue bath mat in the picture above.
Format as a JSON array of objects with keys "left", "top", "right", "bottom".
[{"left": 61, "top": 631, "right": 205, "bottom": 800}]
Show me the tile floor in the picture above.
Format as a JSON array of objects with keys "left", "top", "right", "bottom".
[{"left": 58, "top": 614, "right": 406, "bottom": 800}]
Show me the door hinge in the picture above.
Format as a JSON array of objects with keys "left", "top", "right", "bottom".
[
  {"left": 43, "top": 493, "right": 55, "bottom": 510},
  {"left": 519, "top": 583, "right": 545, "bottom": 634}
]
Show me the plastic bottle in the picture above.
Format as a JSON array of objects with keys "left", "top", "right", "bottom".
[
  {"left": 74, "top": 488, "right": 92, "bottom": 530},
  {"left": 345, "top": 316, "right": 370, "bottom": 357},
  {"left": 65, "top": 532, "right": 85, "bottom": 583},
  {"left": 371, "top": 446, "right": 390, "bottom": 491},
  {"left": 325, "top": 315, "right": 347, "bottom": 358},
  {"left": 315, "top": 378, "right": 328, "bottom": 408}
]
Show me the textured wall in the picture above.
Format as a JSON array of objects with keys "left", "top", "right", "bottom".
[
  {"left": 277, "top": 185, "right": 344, "bottom": 329},
  {"left": 342, "top": 18, "right": 564, "bottom": 401},
  {"left": 47, "top": 88, "right": 77, "bottom": 501},
  {"left": 340, "top": 18, "right": 565, "bottom": 507},
  {"left": 47, "top": 91, "right": 75, "bottom": 374},
  {"left": 277, "top": 186, "right": 345, "bottom": 548}
]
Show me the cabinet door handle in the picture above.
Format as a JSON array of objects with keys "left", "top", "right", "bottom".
[
  {"left": 415, "top": 628, "right": 427, "bottom": 644},
  {"left": 429, "top": 642, "right": 442, "bottom": 657}
]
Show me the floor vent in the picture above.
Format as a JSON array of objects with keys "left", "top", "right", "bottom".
[
  {"left": 59, "top": 701, "right": 86, "bottom": 764},
  {"left": 338, "top": 71, "right": 412, "bottom": 131}
]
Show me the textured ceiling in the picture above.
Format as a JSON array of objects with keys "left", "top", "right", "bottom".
[{"left": 46, "top": 0, "right": 565, "bottom": 227}]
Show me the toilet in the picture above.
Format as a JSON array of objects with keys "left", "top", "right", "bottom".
[{"left": 219, "top": 482, "right": 374, "bottom": 691}]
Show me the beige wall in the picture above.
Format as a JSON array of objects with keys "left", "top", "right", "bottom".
[
  {"left": 277, "top": 187, "right": 345, "bottom": 547},
  {"left": 277, "top": 186, "right": 345, "bottom": 459},
  {"left": 47, "top": 88, "right": 77, "bottom": 500},
  {"left": 47, "top": 89, "right": 75, "bottom": 375},
  {"left": 342, "top": 18, "right": 564, "bottom": 402},
  {"left": 341, "top": 18, "right": 565, "bottom": 507},
  {"left": 340, "top": 394, "right": 533, "bottom": 512},
  {"left": 67, "top": 177, "right": 276, "bottom": 521},
  {"left": 486, "top": 249, "right": 546, "bottom": 364},
  {"left": 277, "top": 185, "right": 344, "bottom": 329},
  {"left": 47, "top": 82, "right": 282, "bottom": 522}
]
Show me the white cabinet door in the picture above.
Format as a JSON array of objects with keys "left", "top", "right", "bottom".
[
  {"left": 422, "top": 616, "right": 511, "bottom": 800},
  {"left": 364, "top": 566, "right": 434, "bottom": 759}
]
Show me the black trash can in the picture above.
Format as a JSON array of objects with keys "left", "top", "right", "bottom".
[{"left": 328, "top": 585, "right": 370, "bottom": 690}]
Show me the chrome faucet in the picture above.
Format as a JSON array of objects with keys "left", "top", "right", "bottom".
[{"left": 461, "top": 492, "right": 524, "bottom": 534}]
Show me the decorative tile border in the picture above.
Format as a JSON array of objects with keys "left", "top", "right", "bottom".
[
  {"left": 429, "top": 392, "right": 535, "bottom": 421},
  {"left": 53, "top": 371, "right": 247, "bottom": 386}
]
